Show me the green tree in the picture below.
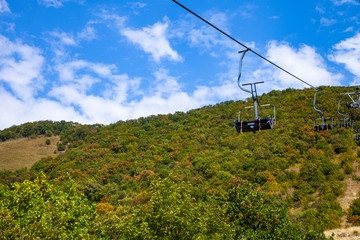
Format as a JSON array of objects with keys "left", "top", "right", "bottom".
[
  {"left": 0, "top": 173, "right": 96, "bottom": 239},
  {"left": 57, "top": 142, "right": 65, "bottom": 151},
  {"left": 96, "top": 177, "right": 231, "bottom": 239},
  {"left": 225, "top": 179, "right": 321, "bottom": 240},
  {"left": 348, "top": 198, "right": 360, "bottom": 225}
]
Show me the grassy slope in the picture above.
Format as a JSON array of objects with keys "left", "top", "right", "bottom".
[{"left": 0, "top": 135, "right": 60, "bottom": 171}]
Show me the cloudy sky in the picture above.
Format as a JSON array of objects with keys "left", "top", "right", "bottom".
[{"left": 0, "top": 0, "right": 359, "bottom": 129}]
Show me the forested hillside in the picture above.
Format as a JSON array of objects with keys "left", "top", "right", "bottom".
[{"left": 1, "top": 86, "right": 360, "bottom": 239}]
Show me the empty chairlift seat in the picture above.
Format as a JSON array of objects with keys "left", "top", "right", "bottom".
[
  {"left": 338, "top": 122, "right": 352, "bottom": 128},
  {"left": 314, "top": 123, "right": 333, "bottom": 131},
  {"left": 314, "top": 117, "right": 333, "bottom": 132},
  {"left": 235, "top": 118, "right": 274, "bottom": 133}
]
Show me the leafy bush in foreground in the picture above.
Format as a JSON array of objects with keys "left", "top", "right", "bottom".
[{"left": 0, "top": 173, "right": 96, "bottom": 239}]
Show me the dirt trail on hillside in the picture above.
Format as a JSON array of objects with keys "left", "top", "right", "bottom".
[
  {"left": 324, "top": 227, "right": 360, "bottom": 239},
  {"left": 338, "top": 176, "right": 360, "bottom": 218},
  {"left": 325, "top": 160, "right": 360, "bottom": 239}
]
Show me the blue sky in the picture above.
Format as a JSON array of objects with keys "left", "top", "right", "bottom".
[{"left": 0, "top": 0, "right": 359, "bottom": 129}]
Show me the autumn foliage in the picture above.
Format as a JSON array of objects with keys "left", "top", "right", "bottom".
[{"left": 1, "top": 86, "right": 360, "bottom": 238}]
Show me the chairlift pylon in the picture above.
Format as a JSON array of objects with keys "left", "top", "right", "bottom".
[
  {"left": 234, "top": 49, "right": 276, "bottom": 133},
  {"left": 313, "top": 90, "right": 333, "bottom": 131}
]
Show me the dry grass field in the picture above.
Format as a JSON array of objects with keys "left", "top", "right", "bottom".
[{"left": 0, "top": 135, "right": 60, "bottom": 171}]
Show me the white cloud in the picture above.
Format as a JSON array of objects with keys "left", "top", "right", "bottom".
[
  {"left": 0, "top": 86, "right": 88, "bottom": 129},
  {"left": 99, "top": 12, "right": 182, "bottom": 63},
  {"left": 132, "top": 2, "right": 146, "bottom": 9},
  {"left": 0, "top": 0, "right": 10, "bottom": 13},
  {"left": 49, "top": 31, "right": 76, "bottom": 46},
  {"left": 54, "top": 60, "right": 141, "bottom": 104},
  {"left": 315, "top": 6, "right": 325, "bottom": 14},
  {"left": 208, "top": 12, "right": 229, "bottom": 31},
  {"left": 50, "top": 66, "right": 186, "bottom": 121},
  {"left": 0, "top": 36, "right": 86, "bottom": 129},
  {"left": 126, "top": 85, "right": 234, "bottom": 121},
  {"left": 185, "top": 13, "right": 231, "bottom": 50},
  {"left": 49, "top": 82, "right": 136, "bottom": 123},
  {"left": 0, "top": 36, "right": 242, "bottom": 130},
  {"left": 329, "top": 33, "right": 360, "bottom": 80},
  {"left": 49, "top": 59, "right": 141, "bottom": 120},
  {"left": 152, "top": 68, "right": 181, "bottom": 96},
  {"left": 128, "top": 92, "right": 194, "bottom": 119},
  {"left": 0, "top": 31, "right": 237, "bottom": 130},
  {"left": 344, "top": 27, "right": 354, "bottom": 33},
  {"left": 121, "top": 19, "right": 182, "bottom": 63},
  {"left": 51, "top": 24, "right": 97, "bottom": 45},
  {"left": 331, "top": 0, "right": 357, "bottom": 5},
  {"left": 49, "top": 61, "right": 240, "bottom": 125},
  {"left": 50, "top": 22, "right": 96, "bottom": 45},
  {"left": 4, "top": 10, "right": 324, "bottom": 130},
  {"left": 47, "top": 24, "right": 98, "bottom": 62},
  {"left": 100, "top": 11, "right": 127, "bottom": 29},
  {"left": 0, "top": 35, "right": 44, "bottom": 100},
  {"left": 105, "top": 74, "right": 141, "bottom": 103},
  {"left": 126, "top": 69, "right": 240, "bottom": 119},
  {"left": 38, "top": 0, "right": 84, "bottom": 8},
  {"left": 320, "top": 17, "right": 337, "bottom": 26},
  {"left": 182, "top": 10, "right": 244, "bottom": 55},
  {"left": 38, "top": 0, "right": 63, "bottom": 8},
  {"left": 78, "top": 25, "right": 96, "bottom": 41},
  {"left": 188, "top": 26, "right": 223, "bottom": 49},
  {"left": 3, "top": 22, "right": 15, "bottom": 32},
  {"left": 252, "top": 41, "right": 342, "bottom": 91},
  {"left": 56, "top": 60, "right": 115, "bottom": 82},
  {"left": 0, "top": 8, "right": 248, "bottom": 130},
  {"left": 173, "top": 11, "right": 254, "bottom": 100}
]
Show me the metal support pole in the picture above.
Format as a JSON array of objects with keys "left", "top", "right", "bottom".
[
  {"left": 243, "top": 82, "right": 263, "bottom": 120},
  {"left": 314, "top": 90, "right": 325, "bottom": 125}
]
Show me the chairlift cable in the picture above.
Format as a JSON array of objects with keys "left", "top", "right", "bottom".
[{"left": 171, "top": 0, "right": 343, "bottom": 102}]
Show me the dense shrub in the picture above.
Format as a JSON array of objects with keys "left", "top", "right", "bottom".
[{"left": 0, "top": 173, "right": 96, "bottom": 239}]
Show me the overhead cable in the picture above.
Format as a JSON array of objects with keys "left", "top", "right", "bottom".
[{"left": 171, "top": 0, "right": 343, "bottom": 102}]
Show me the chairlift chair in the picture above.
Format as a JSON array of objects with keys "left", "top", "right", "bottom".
[
  {"left": 341, "top": 87, "right": 360, "bottom": 109},
  {"left": 235, "top": 89, "right": 276, "bottom": 133},
  {"left": 234, "top": 49, "right": 276, "bottom": 133},
  {"left": 313, "top": 90, "right": 333, "bottom": 131},
  {"left": 337, "top": 100, "right": 352, "bottom": 128},
  {"left": 352, "top": 120, "right": 360, "bottom": 141}
]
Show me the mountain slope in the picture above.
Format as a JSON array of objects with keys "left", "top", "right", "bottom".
[{"left": 1, "top": 86, "right": 360, "bottom": 238}]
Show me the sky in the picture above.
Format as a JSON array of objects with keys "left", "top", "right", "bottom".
[{"left": 0, "top": 0, "right": 359, "bottom": 130}]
